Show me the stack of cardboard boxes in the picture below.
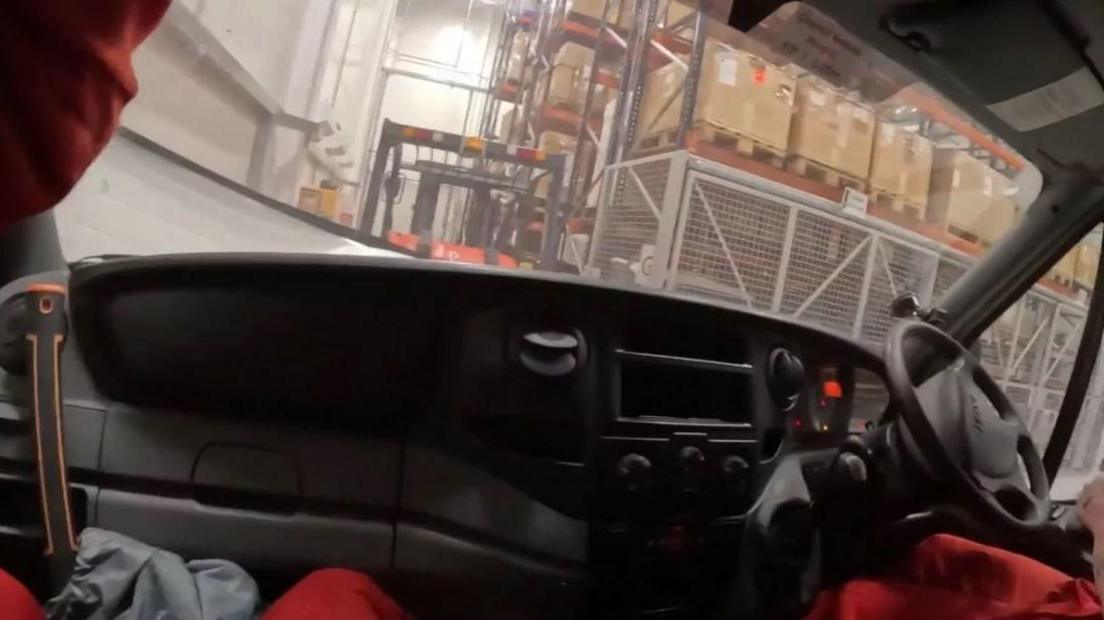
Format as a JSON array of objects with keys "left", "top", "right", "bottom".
[
  {"left": 866, "top": 122, "right": 934, "bottom": 219},
  {"left": 637, "top": 40, "right": 796, "bottom": 153},
  {"left": 537, "top": 42, "right": 607, "bottom": 112},
  {"left": 925, "top": 150, "right": 1017, "bottom": 247},
  {"left": 787, "top": 75, "right": 875, "bottom": 182}
]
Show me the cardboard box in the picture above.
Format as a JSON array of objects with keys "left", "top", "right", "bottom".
[
  {"left": 567, "top": 0, "right": 623, "bottom": 23},
  {"left": 788, "top": 75, "right": 875, "bottom": 179},
  {"left": 298, "top": 185, "right": 340, "bottom": 220},
  {"left": 926, "top": 150, "right": 1017, "bottom": 246},
  {"left": 665, "top": 0, "right": 696, "bottom": 28},
  {"left": 638, "top": 41, "right": 795, "bottom": 151},
  {"left": 535, "top": 131, "right": 595, "bottom": 200},
  {"left": 868, "top": 122, "right": 933, "bottom": 211},
  {"left": 1076, "top": 243, "right": 1100, "bottom": 289},
  {"left": 537, "top": 48, "right": 608, "bottom": 112},
  {"left": 554, "top": 41, "right": 595, "bottom": 69}
]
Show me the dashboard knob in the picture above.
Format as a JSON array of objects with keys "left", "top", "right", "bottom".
[
  {"left": 721, "top": 455, "right": 749, "bottom": 478},
  {"left": 768, "top": 348, "right": 805, "bottom": 410},
  {"left": 679, "top": 446, "right": 706, "bottom": 473},
  {"left": 615, "top": 453, "right": 652, "bottom": 493},
  {"left": 721, "top": 455, "right": 750, "bottom": 495}
]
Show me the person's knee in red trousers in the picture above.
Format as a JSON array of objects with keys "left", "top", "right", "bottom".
[
  {"left": 0, "top": 569, "right": 44, "bottom": 620},
  {"left": 263, "top": 568, "right": 411, "bottom": 620}
]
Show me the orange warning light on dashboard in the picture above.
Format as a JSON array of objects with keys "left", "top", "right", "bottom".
[{"left": 822, "top": 380, "right": 843, "bottom": 399}]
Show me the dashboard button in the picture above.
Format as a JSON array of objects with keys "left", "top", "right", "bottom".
[
  {"left": 679, "top": 446, "right": 706, "bottom": 473},
  {"left": 720, "top": 455, "right": 750, "bottom": 494},
  {"left": 615, "top": 453, "right": 653, "bottom": 493}
]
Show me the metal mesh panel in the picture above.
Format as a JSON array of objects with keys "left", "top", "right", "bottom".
[
  {"left": 1006, "top": 384, "right": 1031, "bottom": 411},
  {"left": 589, "top": 159, "right": 670, "bottom": 279},
  {"left": 859, "top": 238, "right": 938, "bottom": 345},
  {"left": 779, "top": 212, "right": 870, "bottom": 337},
  {"left": 1044, "top": 308, "right": 1084, "bottom": 391},
  {"left": 932, "top": 258, "right": 968, "bottom": 299},
  {"left": 674, "top": 177, "right": 790, "bottom": 309},
  {"left": 1006, "top": 295, "right": 1054, "bottom": 384}
]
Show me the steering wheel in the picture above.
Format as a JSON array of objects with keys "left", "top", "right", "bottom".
[{"left": 885, "top": 320, "right": 1050, "bottom": 530}]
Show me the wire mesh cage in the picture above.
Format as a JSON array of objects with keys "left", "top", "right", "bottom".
[
  {"left": 587, "top": 151, "right": 1104, "bottom": 474},
  {"left": 675, "top": 175, "right": 791, "bottom": 310},
  {"left": 588, "top": 157, "right": 672, "bottom": 283}
]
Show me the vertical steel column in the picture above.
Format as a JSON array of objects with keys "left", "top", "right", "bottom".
[
  {"left": 358, "top": 120, "right": 399, "bottom": 237},
  {"left": 674, "top": 8, "right": 708, "bottom": 148},
  {"left": 610, "top": 0, "right": 660, "bottom": 164},
  {"left": 479, "top": 12, "right": 511, "bottom": 139},
  {"left": 567, "top": 0, "right": 615, "bottom": 207},
  {"left": 540, "top": 153, "right": 569, "bottom": 267}
]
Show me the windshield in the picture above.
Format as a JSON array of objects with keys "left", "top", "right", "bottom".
[{"left": 51, "top": 1, "right": 1104, "bottom": 495}]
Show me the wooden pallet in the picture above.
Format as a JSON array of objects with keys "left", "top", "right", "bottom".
[
  {"left": 785, "top": 156, "right": 867, "bottom": 193},
  {"left": 1047, "top": 272, "right": 1075, "bottom": 288},
  {"left": 946, "top": 225, "right": 989, "bottom": 248},
  {"left": 868, "top": 190, "right": 925, "bottom": 222},
  {"left": 638, "top": 124, "right": 787, "bottom": 168}
]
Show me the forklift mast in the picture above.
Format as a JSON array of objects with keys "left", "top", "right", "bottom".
[{"left": 359, "top": 119, "right": 569, "bottom": 270}]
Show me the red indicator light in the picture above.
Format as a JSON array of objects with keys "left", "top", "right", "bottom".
[
  {"left": 794, "top": 419, "right": 803, "bottom": 429},
  {"left": 753, "top": 67, "right": 767, "bottom": 85},
  {"left": 823, "top": 380, "right": 843, "bottom": 399}
]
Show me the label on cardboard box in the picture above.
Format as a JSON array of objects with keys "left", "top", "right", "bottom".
[
  {"left": 809, "top": 90, "right": 827, "bottom": 107},
  {"left": 983, "top": 174, "right": 993, "bottom": 197},
  {"left": 841, "top": 188, "right": 869, "bottom": 217},
  {"left": 716, "top": 51, "right": 738, "bottom": 86},
  {"left": 952, "top": 169, "right": 961, "bottom": 188},
  {"left": 853, "top": 107, "right": 872, "bottom": 124}
]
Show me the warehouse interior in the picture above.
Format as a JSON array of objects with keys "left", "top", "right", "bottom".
[{"left": 46, "top": 1, "right": 1104, "bottom": 496}]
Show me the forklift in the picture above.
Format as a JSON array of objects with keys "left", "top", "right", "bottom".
[{"left": 360, "top": 119, "right": 570, "bottom": 270}]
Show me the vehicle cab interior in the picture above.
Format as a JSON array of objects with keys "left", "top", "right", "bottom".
[{"left": 2, "top": 0, "right": 1104, "bottom": 619}]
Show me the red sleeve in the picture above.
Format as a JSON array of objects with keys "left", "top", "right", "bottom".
[{"left": 0, "top": 0, "right": 170, "bottom": 232}]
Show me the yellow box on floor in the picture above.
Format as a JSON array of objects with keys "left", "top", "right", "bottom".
[
  {"left": 534, "top": 131, "right": 594, "bottom": 200},
  {"left": 868, "top": 123, "right": 933, "bottom": 212},
  {"left": 925, "top": 150, "right": 1017, "bottom": 246},
  {"left": 638, "top": 41, "right": 795, "bottom": 151},
  {"left": 298, "top": 186, "right": 340, "bottom": 220},
  {"left": 788, "top": 75, "right": 875, "bottom": 179}
]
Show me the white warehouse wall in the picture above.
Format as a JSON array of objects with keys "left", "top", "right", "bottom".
[
  {"left": 122, "top": 25, "right": 262, "bottom": 184},
  {"left": 53, "top": 136, "right": 390, "bottom": 261}
]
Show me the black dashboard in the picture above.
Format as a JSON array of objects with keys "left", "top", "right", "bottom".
[{"left": 0, "top": 255, "right": 888, "bottom": 617}]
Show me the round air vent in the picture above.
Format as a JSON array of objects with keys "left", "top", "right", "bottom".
[{"left": 517, "top": 329, "right": 585, "bottom": 377}]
